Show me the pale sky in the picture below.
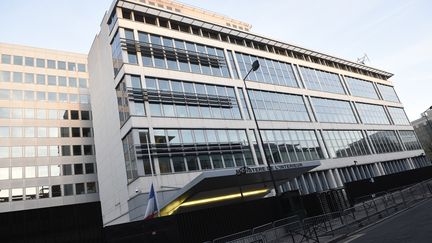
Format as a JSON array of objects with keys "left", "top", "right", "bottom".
[{"left": 0, "top": 0, "right": 430, "bottom": 120}]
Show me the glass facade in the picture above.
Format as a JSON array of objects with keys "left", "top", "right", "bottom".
[
  {"left": 367, "top": 130, "right": 403, "bottom": 154},
  {"left": 377, "top": 84, "right": 400, "bottom": 102},
  {"left": 322, "top": 130, "right": 370, "bottom": 158},
  {"left": 261, "top": 130, "right": 323, "bottom": 163},
  {"left": 299, "top": 66, "right": 345, "bottom": 94},
  {"left": 345, "top": 76, "right": 378, "bottom": 99},
  {"left": 388, "top": 107, "right": 410, "bottom": 125},
  {"left": 235, "top": 52, "right": 298, "bottom": 87},
  {"left": 356, "top": 103, "right": 390, "bottom": 124},
  {"left": 398, "top": 130, "right": 422, "bottom": 151},
  {"left": 247, "top": 90, "right": 309, "bottom": 121},
  {"left": 311, "top": 97, "right": 357, "bottom": 123}
]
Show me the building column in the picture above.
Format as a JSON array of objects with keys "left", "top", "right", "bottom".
[
  {"left": 325, "top": 169, "right": 337, "bottom": 189},
  {"left": 333, "top": 169, "right": 344, "bottom": 187},
  {"left": 300, "top": 175, "right": 309, "bottom": 194},
  {"left": 349, "top": 167, "right": 358, "bottom": 181},
  {"left": 314, "top": 172, "right": 323, "bottom": 192}
]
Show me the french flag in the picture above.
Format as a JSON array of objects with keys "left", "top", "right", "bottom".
[{"left": 144, "top": 183, "right": 159, "bottom": 220}]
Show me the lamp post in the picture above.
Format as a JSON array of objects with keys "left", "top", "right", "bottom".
[{"left": 242, "top": 60, "right": 279, "bottom": 196}]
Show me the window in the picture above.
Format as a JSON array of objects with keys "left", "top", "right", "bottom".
[
  {"left": 61, "top": 145, "right": 71, "bottom": 156},
  {"left": 345, "top": 76, "right": 378, "bottom": 99},
  {"left": 25, "top": 187, "right": 37, "bottom": 200},
  {"left": 71, "top": 127, "right": 80, "bottom": 137},
  {"left": 84, "top": 145, "right": 93, "bottom": 155},
  {"left": 388, "top": 107, "right": 410, "bottom": 125},
  {"left": 68, "top": 77, "right": 77, "bottom": 87},
  {"left": 60, "top": 127, "right": 70, "bottom": 137},
  {"left": 0, "top": 147, "right": 9, "bottom": 158},
  {"left": 63, "top": 164, "right": 72, "bottom": 175},
  {"left": 12, "top": 188, "right": 23, "bottom": 201},
  {"left": 47, "top": 75, "right": 56, "bottom": 85},
  {"left": 377, "top": 84, "right": 399, "bottom": 102},
  {"left": 13, "top": 72, "right": 22, "bottom": 82},
  {"left": 367, "top": 130, "right": 403, "bottom": 154},
  {"left": 399, "top": 130, "right": 422, "bottom": 150},
  {"left": 79, "top": 78, "right": 87, "bottom": 88},
  {"left": 25, "top": 57, "right": 34, "bottom": 66},
  {"left": 0, "top": 189, "right": 9, "bottom": 202},
  {"left": 248, "top": 89, "right": 310, "bottom": 121},
  {"left": 58, "top": 76, "right": 67, "bottom": 86},
  {"left": 85, "top": 163, "right": 95, "bottom": 174},
  {"left": 1, "top": 54, "right": 11, "bottom": 64},
  {"left": 274, "top": 130, "right": 322, "bottom": 162},
  {"left": 57, "top": 61, "right": 66, "bottom": 70},
  {"left": 51, "top": 185, "right": 61, "bottom": 197},
  {"left": 0, "top": 89, "right": 9, "bottom": 100},
  {"left": 356, "top": 103, "right": 390, "bottom": 124},
  {"left": 37, "top": 146, "right": 48, "bottom": 157},
  {"left": 70, "top": 110, "right": 79, "bottom": 120},
  {"left": 64, "top": 184, "right": 74, "bottom": 196},
  {"left": 323, "top": 130, "right": 370, "bottom": 158},
  {"left": 82, "top": 128, "right": 91, "bottom": 137},
  {"left": 25, "top": 166, "right": 36, "bottom": 178},
  {"left": 68, "top": 62, "right": 76, "bottom": 71},
  {"left": 0, "top": 127, "right": 9, "bottom": 138},
  {"left": 0, "top": 168, "right": 9, "bottom": 180},
  {"left": 81, "top": 110, "right": 90, "bottom": 120},
  {"left": 74, "top": 164, "right": 83, "bottom": 174},
  {"left": 39, "top": 186, "right": 50, "bottom": 198},
  {"left": 24, "top": 73, "right": 34, "bottom": 83},
  {"left": 87, "top": 182, "right": 97, "bottom": 193},
  {"left": 73, "top": 145, "right": 82, "bottom": 156},
  {"left": 13, "top": 56, "right": 23, "bottom": 65},
  {"left": 75, "top": 183, "right": 85, "bottom": 194},
  {"left": 38, "top": 166, "right": 48, "bottom": 177},
  {"left": 11, "top": 147, "right": 22, "bottom": 158},
  {"left": 36, "top": 58, "right": 45, "bottom": 68},
  {"left": 36, "top": 74, "right": 45, "bottom": 84},
  {"left": 47, "top": 59, "right": 56, "bottom": 69},
  {"left": 12, "top": 167, "right": 23, "bottom": 179},
  {"left": 311, "top": 97, "right": 357, "bottom": 123},
  {"left": 300, "top": 66, "right": 345, "bottom": 94},
  {"left": 49, "top": 127, "right": 58, "bottom": 137},
  {"left": 50, "top": 165, "right": 61, "bottom": 176},
  {"left": 77, "top": 63, "right": 86, "bottom": 72},
  {"left": 0, "top": 71, "right": 10, "bottom": 82}
]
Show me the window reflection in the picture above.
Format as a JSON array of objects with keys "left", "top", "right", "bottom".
[{"left": 323, "top": 130, "right": 370, "bottom": 158}]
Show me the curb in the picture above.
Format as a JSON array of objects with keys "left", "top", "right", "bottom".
[{"left": 323, "top": 197, "right": 431, "bottom": 243}]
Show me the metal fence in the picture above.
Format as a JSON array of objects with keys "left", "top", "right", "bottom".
[{"left": 211, "top": 179, "right": 432, "bottom": 243}]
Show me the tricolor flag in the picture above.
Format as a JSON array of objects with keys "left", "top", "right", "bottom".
[{"left": 144, "top": 183, "right": 159, "bottom": 220}]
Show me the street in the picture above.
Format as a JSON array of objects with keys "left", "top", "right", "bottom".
[{"left": 343, "top": 199, "right": 432, "bottom": 243}]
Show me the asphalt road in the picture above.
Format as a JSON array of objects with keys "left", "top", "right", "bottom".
[{"left": 343, "top": 199, "right": 432, "bottom": 243}]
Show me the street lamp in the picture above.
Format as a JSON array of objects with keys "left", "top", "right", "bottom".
[{"left": 242, "top": 60, "right": 279, "bottom": 196}]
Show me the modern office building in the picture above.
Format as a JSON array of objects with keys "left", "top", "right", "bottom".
[
  {"left": 88, "top": 0, "right": 429, "bottom": 226},
  {"left": 0, "top": 43, "right": 99, "bottom": 213},
  {"left": 412, "top": 108, "right": 432, "bottom": 161}
]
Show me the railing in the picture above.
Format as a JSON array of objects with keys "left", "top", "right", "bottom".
[{"left": 210, "top": 179, "right": 432, "bottom": 243}]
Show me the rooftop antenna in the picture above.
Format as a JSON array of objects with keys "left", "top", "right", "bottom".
[{"left": 357, "top": 53, "right": 370, "bottom": 65}]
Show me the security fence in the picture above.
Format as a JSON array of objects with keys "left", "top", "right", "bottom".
[{"left": 211, "top": 179, "right": 432, "bottom": 243}]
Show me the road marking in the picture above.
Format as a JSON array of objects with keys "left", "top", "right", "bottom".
[{"left": 342, "top": 233, "right": 365, "bottom": 243}]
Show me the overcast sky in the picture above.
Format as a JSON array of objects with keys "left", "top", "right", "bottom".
[{"left": 0, "top": 0, "right": 430, "bottom": 120}]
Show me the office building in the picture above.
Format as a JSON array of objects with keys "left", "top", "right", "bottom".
[
  {"left": 412, "top": 108, "right": 432, "bottom": 161},
  {"left": 87, "top": 0, "right": 429, "bottom": 226},
  {"left": 0, "top": 43, "right": 98, "bottom": 213}
]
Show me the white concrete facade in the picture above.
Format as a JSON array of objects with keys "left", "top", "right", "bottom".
[
  {"left": 89, "top": 0, "right": 428, "bottom": 226},
  {"left": 0, "top": 43, "right": 99, "bottom": 213}
]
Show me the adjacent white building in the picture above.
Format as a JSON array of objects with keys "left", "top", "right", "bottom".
[{"left": 0, "top": 43, "right": 99, "bottom": 212}]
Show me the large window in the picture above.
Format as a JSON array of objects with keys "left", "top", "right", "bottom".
[
  {"left": 367, "top": 130, "right": 403, "bottom": 154},
  {"left": 311, "top": 97, "right": 357, "bottom": 123},
  {"left": 398, "top": 130, "right": 422, "bottom": 150},
  {"left": 345, "top": 76, "right": 378, "bottom": 99},
  {"left": 388, "top": 107, "right": 410, "bottom": 125},
  {"left": 261, "top": 130, "right": 323, "bottom": 163},
  {"left": 300, "top": 66, "right": 345, "bottom": 94},
  {"left": 356, "top": 103, "right": 390, "bottom": 124},
  {"left": 144, "top": 77, "right": 242, "bottom": 120},
  {"left": 117, "top": 30, "right": 230, "bottom": 78},
  {"left": 377, "top": 84, "right": 400, "bottom": 103},
  {"left": 248, "top": 90, "right": 309, "bottom": 122},
  {"left": 322, "top": 130, "right": 370, "bottom": 158},
  {"left": 235, "top": 53, "right": 298, "bottom": 87}
]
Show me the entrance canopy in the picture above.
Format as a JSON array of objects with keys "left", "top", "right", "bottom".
[{"left": 160, "top": 160, "right": 320, "bottom": 215}]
